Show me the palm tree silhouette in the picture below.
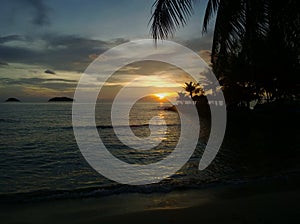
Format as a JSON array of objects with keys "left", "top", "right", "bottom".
[
  {"left": 150, "top": 0, "right": 300, "bottom": 105},
  {"left": 183, "top": 82, "right": 198, "bottom": 99},
  {"left": 150, "top": 0, "right": 299, "bottom": 62}
]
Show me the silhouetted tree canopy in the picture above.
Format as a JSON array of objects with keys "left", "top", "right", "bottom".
[{"left": 150, "top": 0, "right": 300, "bottom": 109}]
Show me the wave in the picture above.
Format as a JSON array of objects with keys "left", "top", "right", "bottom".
[
  {"left": 61, "top": 123, "right": 180, "bottom": 130},
  {"left": 98, "top": 123, "right": 179, "bottom": 129},
  {"left": 1, "top": 169, "right": 298, "bottom": 204},
  {"left": 0, "top": 182, "right": 212, "bottom": 203}
]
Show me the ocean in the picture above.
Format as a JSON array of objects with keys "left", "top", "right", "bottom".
[{"left": 0, "top": 102, "right": 295, "bottom": 202}]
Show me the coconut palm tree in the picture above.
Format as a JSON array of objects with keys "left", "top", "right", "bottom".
[
  {"left": 183, "top": 81, "right": 198, "bottom": 99},
  {"left": 150, "top": 0, "right": 268, "bottom": 71},
  {"left": 150, "top": 0, "right": 300, "bottom": 104}
]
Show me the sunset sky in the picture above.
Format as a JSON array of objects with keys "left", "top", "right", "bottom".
[{"left": 0, "top": 0, "right": 214, "bottom": 102}]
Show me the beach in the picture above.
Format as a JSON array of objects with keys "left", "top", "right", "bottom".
[{"left": 1, "top": 174, "right": 299, "bottom": 224}]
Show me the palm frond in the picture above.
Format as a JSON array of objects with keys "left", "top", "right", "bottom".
[
  {"left": 149, "top": 0, "right": 195, "bottom": 40},
  {"left": 211, "top": 0, "right": 245, "bottom": 62},
  {"left": 202, "top": 0, "right": 220, "bottom": 34}
]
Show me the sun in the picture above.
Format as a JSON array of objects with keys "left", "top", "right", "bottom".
[{"left": 153, "top": 93, "right": 167, "bottom": 101}]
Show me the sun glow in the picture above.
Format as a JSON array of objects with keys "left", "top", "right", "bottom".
[{"left": 153, "top": 93, "right": 168, "bottom": 100}]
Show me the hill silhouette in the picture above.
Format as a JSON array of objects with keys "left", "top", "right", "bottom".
[
  {"left": 5, "top": 98, "right": 20, "bottom": 102},
  {"left": 48, "top": 97, "right": 73, "bottom": 102}
]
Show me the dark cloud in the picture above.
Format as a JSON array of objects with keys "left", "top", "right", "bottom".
[
  {"left": 23, "top": 0, "right": 50, "bottom": 26},
  {"left": 182, "top": 30, "right": 214, "bottom": 51},
  {"left": 0, "top": 77, "right": 77, "bottom": 85},
  {"left": 0, "top": 77, "right": 77, "bottom": 90},
  {"left": 0, "top": 44, "right": 39, "bottom": 63},
  {"left": 0, "top": 35, "right": 24, "bottom": 44},
  {"left": 39, "top": 82, "right": 76, "bottom": 90},
  {"left": 0, "top": 61, "right": 8, "bottom": 66},
  {"left": 44, "top": 69, "right": 55, "bottom": 74},
  {"left": 0, "top": 0, "right": 51, "bottom": 27},
  {"left": 43, "top": 78, "right": 77, "bottom": 83},
  {"left": 0, "top": 34, "right": 129, "bottom": 71},
  {"left": 43, "top": 35, "right": 128, "bottom": 53}
]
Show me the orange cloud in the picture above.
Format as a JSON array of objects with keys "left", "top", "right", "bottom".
[{"left": 199, "top": 50, "right": 212, "bottom": 66}]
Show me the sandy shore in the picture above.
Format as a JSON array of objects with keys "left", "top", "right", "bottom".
[{"left": 1, "top": 178, "right": 299, "bottom": 224}]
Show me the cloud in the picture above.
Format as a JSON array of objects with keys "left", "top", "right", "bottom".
[
  {"left": 88, "top": 54, "right": 99, "bottom": 60},
  {"left": 0, "top": 31, "right": 213, "bottom": 75},
  {"left": 0, "top": 44, "right": 39, "bottom": 63},
  {"left": 0, "top": 77, "right": 76, "bottom": 87},
  {"left": 0, "top": 63, "right": 80, "bottom": 97},
  {"left": 0, "top": 0, "right": 51, "bottom": 28},
  {"left": 199, "top": 50, "right": 212, "bottom": 65},
  {"left": 0, "top": 61, "right": 8, "bottom": 66},
  {"left": 0, "top": 35, "right": 24, "bottom": 44},
  {"left": 0, "top": 34, "right": 129, "bottom": 72},
  {"left": 23, "top": 0, "right": 50, "bottom": 26},
  {"left": 181, "top": 30, "right": 214, "bottom": 51},
  {"left": 44, "top": 69, "right": 55, "bottom": 74}
]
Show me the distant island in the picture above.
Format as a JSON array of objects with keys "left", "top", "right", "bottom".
[
  {"left": 48, "top": 97, "right": 74, "bottom": 102},
  {"left": 5, "top": 97, "right": 20, "bottom": 102}
]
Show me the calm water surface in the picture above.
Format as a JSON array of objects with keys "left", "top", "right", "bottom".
[{"left": 0, "top": 102, "right": 245, "bottom": 200}]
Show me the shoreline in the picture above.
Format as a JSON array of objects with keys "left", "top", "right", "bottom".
[
  {"left": 1, "top": 168, "right": 299, "bottom": 204},
  {"left": 1, "top": 173, "right": 299, "bottom": 224}
]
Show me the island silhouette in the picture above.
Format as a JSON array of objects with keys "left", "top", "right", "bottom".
[
  {"left": 5, "top": 97, "right": 20, "bottom": 102},
  {"left": 48, "top": 97, "right": 74, "bottom": 102}
]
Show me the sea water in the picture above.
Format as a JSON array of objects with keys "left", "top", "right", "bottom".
[{"left": 0, "top": 102, "right": 238, "bottom": 201}]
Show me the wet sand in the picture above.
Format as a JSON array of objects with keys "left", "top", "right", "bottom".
[{"left": 1, "top": 177, "right": 299, "bottom": 224}]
